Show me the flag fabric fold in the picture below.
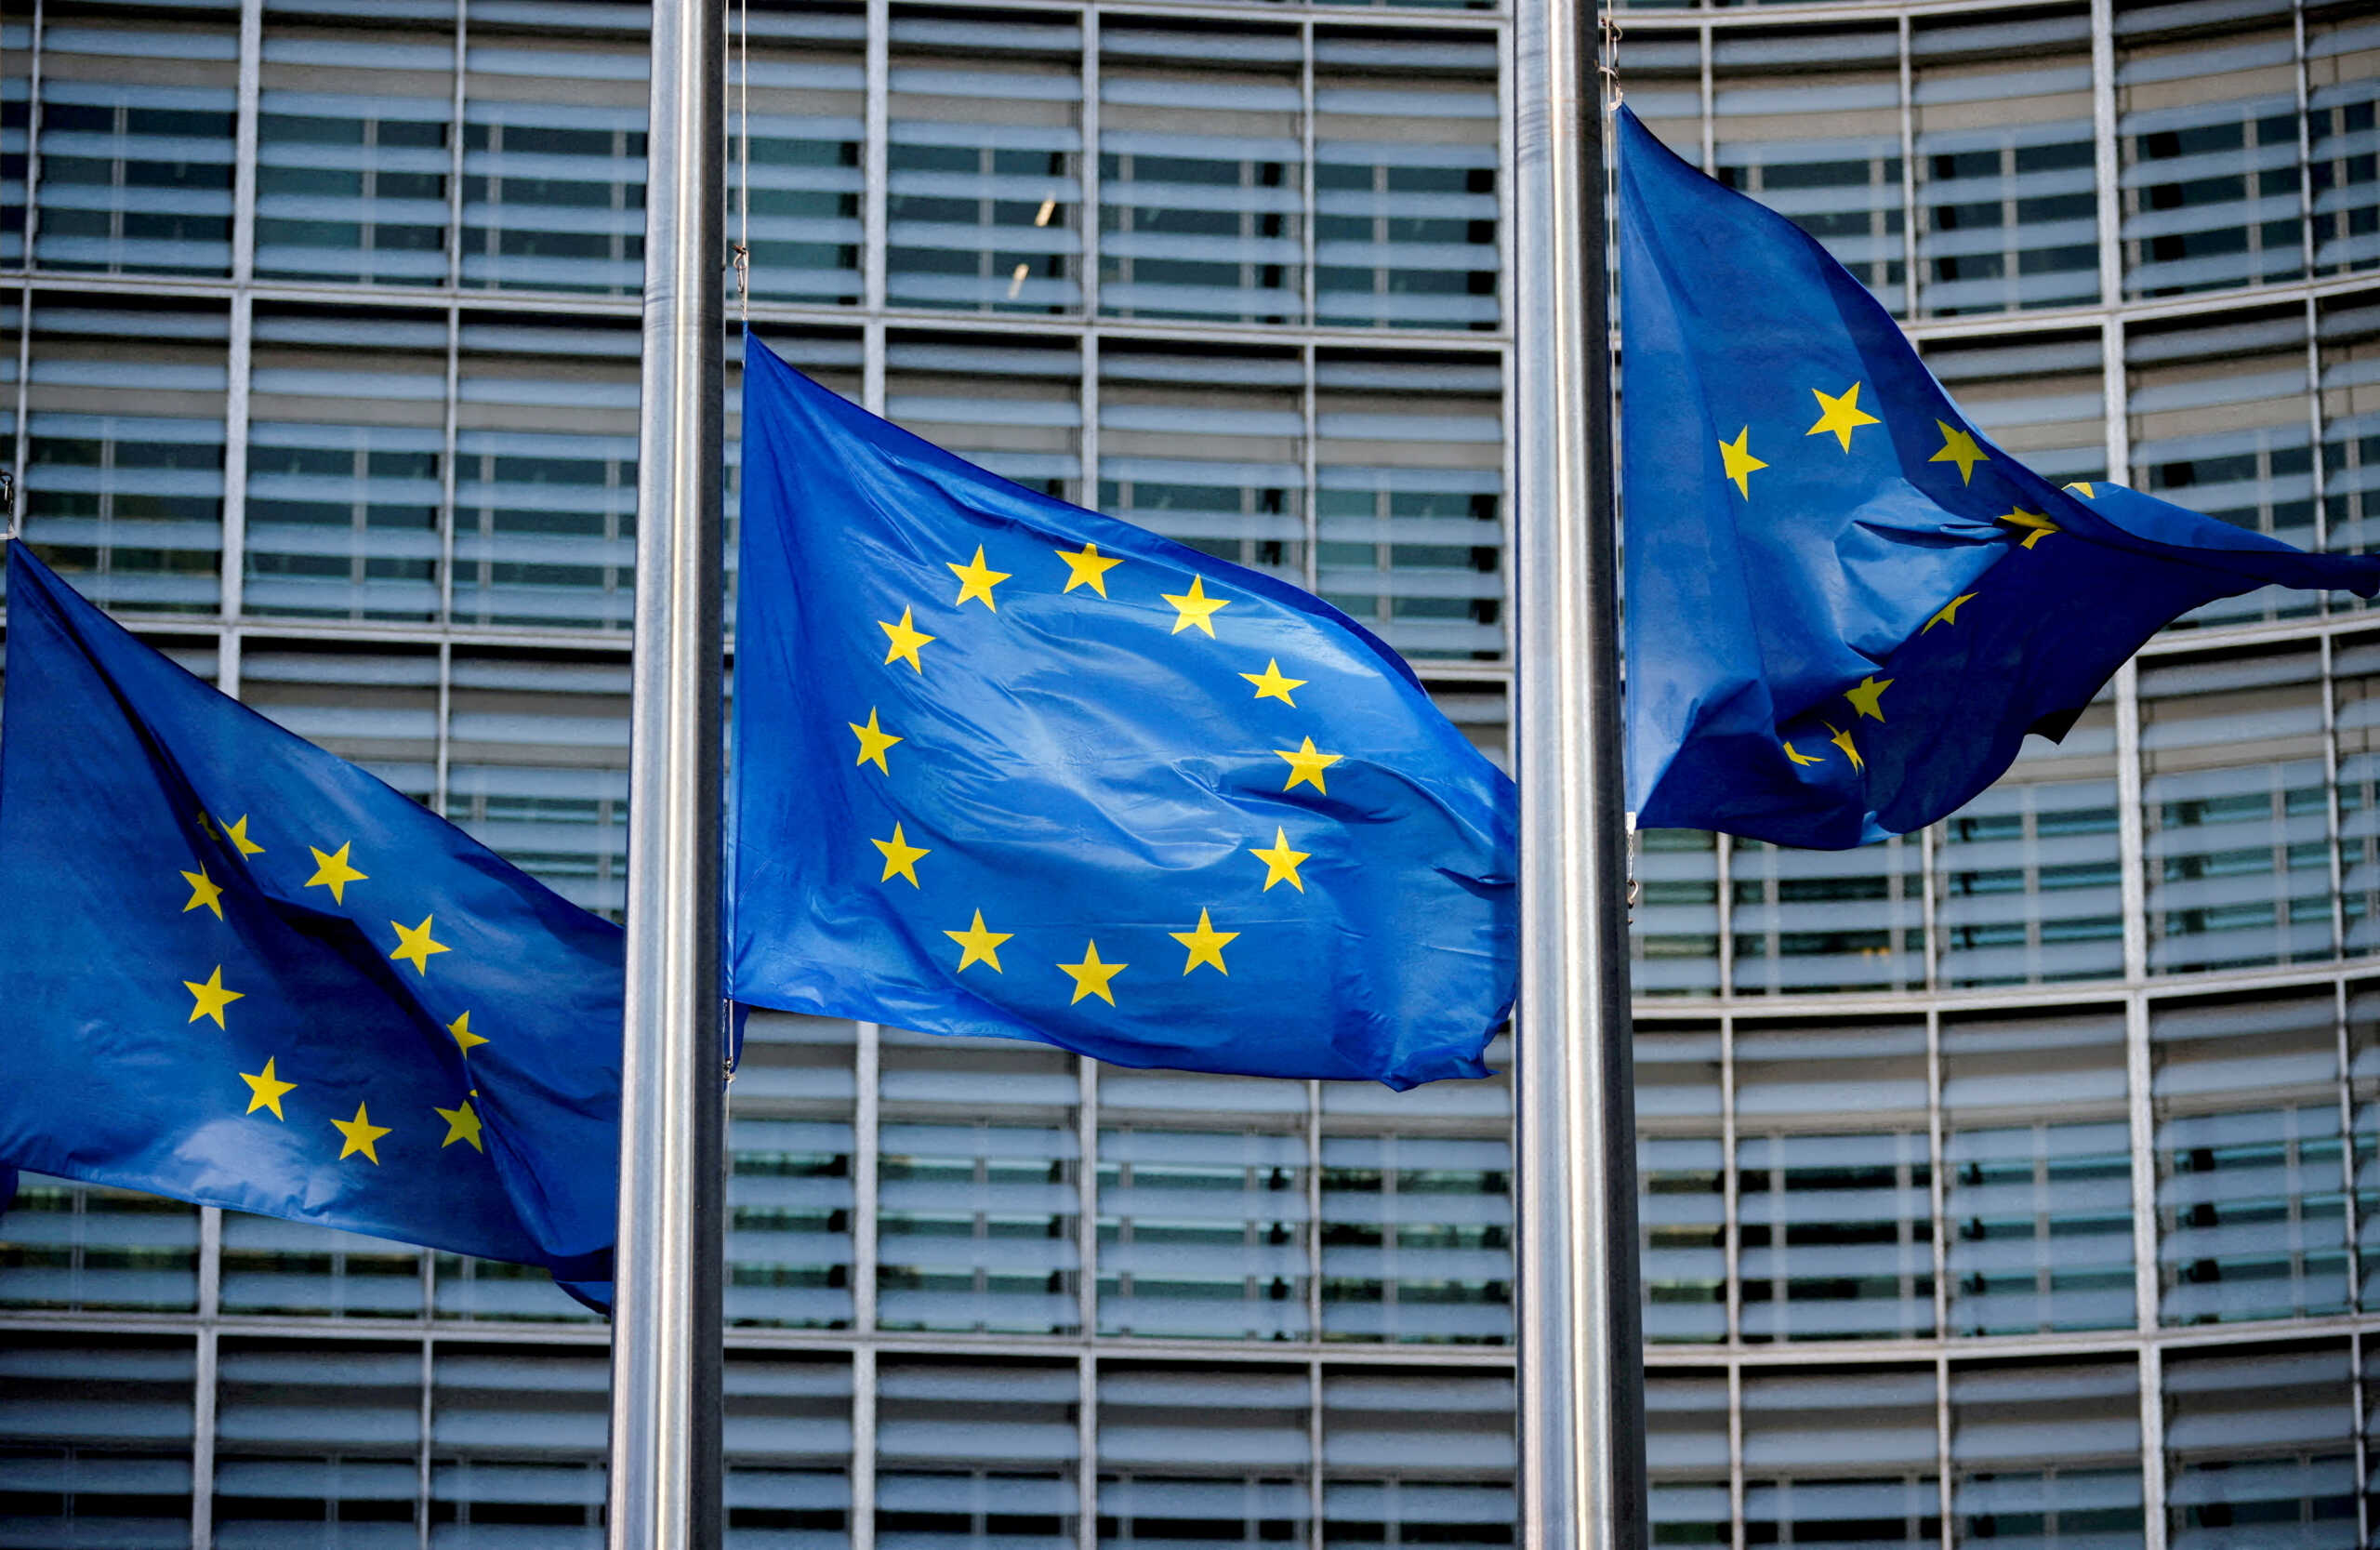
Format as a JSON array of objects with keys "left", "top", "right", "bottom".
[
  {"left": 729, "top": 330, "right": 1516, "bottom": 1090},
  {"left": 1616, "top": 105, "right": 2380, "bottom": 849},
  {"left": 0, "top": 545, "right": 623, "bottom": 1298}
]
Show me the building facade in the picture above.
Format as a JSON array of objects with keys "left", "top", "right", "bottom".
[{"left": 1, "top": 0, "right": 2377, "bottom": 1543}]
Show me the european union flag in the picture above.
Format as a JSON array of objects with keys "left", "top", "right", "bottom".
[
  {"left": 0, "top": 545, "right": 622, "bottom": 1297},
  {"left": 1617, "top": 106, "right": 2380, "bottom": 849},
  {"left": 730, "top": 332, "right": 1514, "bottom": 1089}
]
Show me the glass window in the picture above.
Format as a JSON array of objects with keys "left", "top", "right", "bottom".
[
  {"left": 452, "top": 316, "right": 641, "bottom": 629},
  {"left": 1312, "top": 31, "right": 1500, "bottom": 332},
  {"left": 2152, "top": 990, "right": 2348, "bottom": 1326},
  {"left": 887, "top": 333, "right": 1082, "bottom": 505},
  {"left": 887, "top": 15, "right": 1083, "bottom": 316},
  {"left": 1730, "top": 834, "right": 1925, "bottom": 995},
  {"left": 878, "top": 1027, "right": 1079, "bottom": 1337},
  {"left": 2319, "top": 292, "right": 2380, "bottom": 565},
  {"left": 215, "top": 1339, "right": 423, "bottom": 1543},
  {"left": 430, "top": 1345, "right": 609, "bottom": 1540},
  {"left": 1943, "top": 1006, "right": 2135, "bottom": 1335},
  {"left": 0, "top": 1334, "right": 195, "bottom": 1545},
  {"left": 879, "top": 1358, "right": 1078, "bottom": 1549},
  {"left": 0, "top": 1175, "right": 199, "bottom": 1314},
  {"left": 2351, "top": 983, "right": 2380, "bottom": 1313},
  {"left": 2164, "top": 1342, "right": 2356, "bottom": 1549},
  {"left": 23, "top": 297, "right": 229, "bottom": 615},
  {"left": 1645, "top": 1372, "right": 1730, "bottom": 1545},
  {"left": 2307, "top": 20, "right": 2380, "bottom": 279},
  {"left": 1098, "top": 343, "right": 1305, "bottom": 590},
  {"left": 1950, "top": 1358, "right": 2143, "bottom": 1546},
  {"left": 727, "top": 1114, "right": 857, "bottom": 1331},
  {"left": 443, "top": 646, "right": 630, "bottom": 917},
  {"left": 2334, "top": 633, "right": 2380, "bottom": 956},
  {"left": 2, "top": 28, "right": 27, "bottom": 269},
  {"left": 1712, "top": 27, "right": 1908, "bottom": 313},
  {"left": 257, "top": 26, "right": 456, "bottom": 286},
  {"left": 1097, "top": 1071, "right": 1309, "bottom": 1342},
  {"left": 1320, "top": 1370, "right": 1513, "bottom": 1548},
  {"left": 1742, "top": 1367, "right": 1941, "bottom": 1548},
  {"left": 2139, "top": 646, "right": 2334, "bottom": 973},
  {"left": 739, "top": 7, "right": 865, "bottom": 308},
  {"left": 725, "top": 1353, "right": 852, "bottom": 1547},
  {"left": 1739, "top": 1128, "right": 1935, "bottom": 1343},
  {"left": 245, "top": 305, "right": 450, "bottom": 623},
  {"left": 1100, "top": 24, "right": 1305, "bottom": 327},
  {"left": 1633, "top": 829, "right": 1719, "bottom": 996},
  {"left": 460, "top": 37, "right": 647, "bottom": 297},
  {"left": 1318, "top": 1132, "right": 1510, "bottom": 1345},
  {"left": 2117, "top": 18, "right": 2306, "bottom": 298},
  {"left": 1912, "top": 14, "right": 2101, "bottom": 315},
  {"left": 2127, "top": 309, "right": 2319, "bottom": 631},
  {"left": 1935, "top": 694, "right": 2122, "bottom": 989},
  {"left": 242, "top": 640, "right": 439, "bottom": 801},
  {"left": 1098, "top": 1364, "right": 1307, "bottom": 1547},
  {"left": 1315, "top": 351, "right": 1504, "bottom": 661},
  {"left": 220, "top": 1216, "right": 424, "bottom": 1319},
  {"left": 34, "top": 19, "right": 237, "bottom": 277}
]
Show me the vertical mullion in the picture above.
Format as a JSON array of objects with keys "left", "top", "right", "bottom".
[
  {"left": 852, "top": 1345, "right": 878, "bottom": 1550},
  {"left": 2294, "top": 0, "right": 2317, "bottom": 281},
  {"left": 1078, "top": 1349, "right": 1098, "bottom": 1550},
  {"left": 2139, "top": 1343, "right": 2169, "bottom": 1550},
  {"left": 231, "top": 0, "right": 260, "bottom": 286},
  {"left": 1715, "top": 831, "right": 1735, "bottom": 999},
  {"left": 864, "top": 317, "right": 885, "bottom": 417},
  {"left": 416, "top": 1337, "right": 434, "bottom": 1550},
  {"left": 192, "top": 1324, "right": 218, "bottom": 1550},
  {"left": 1726, "top": 1359, "right": 1745, "bottom": 1550},
  {"left": 2126, "top": 991, "right": 2161, "bottom": 1335},
  {"left": 1935, "top": 1351, "right": 1953, "bottom": 1550},
  {"left": 864, "top": 0, "right": 888, "bottom": 316},
  {"left": 20, "top": 0, "right": 47, "bottom": 273},
  {"left": 1926, "top": 1005, "right": 1949, "bottom": 1345},
  {"left": 1304, "top": 1076, "right": 1324, "bottom": 1348},
  {"left": 447, "top": 0, "right": 467, "bottom": 291},
  {"left": 1302, "top": 338, "right": 1319, "bottom": 594},
  {"left": 1080, "top": 11, "right": 1100, "bottom": 323},
  {"left": 1307, "top": 1352, "right": 1324, "bottom": 1550},
  {"left": 1721, "top": 1008, "right": 1740, "bottom": 1347},
  {"left": 2090, "top": 0, "right": 2122, "bottom": 308},
  {"left": 439, "top": 304, "right": 460, "bottom": 626},
  {"left": 854, "top": 1020, "right": 881, "bottom": 1336},
  {"left": 1897, "top": 14, "right": 1918, "bottom": 319},
  {"left": 220, "top": 292, "right": 251, "bottom": 621},
  {"left": 1301, "top": 19, "right": 1316, "bottom": 331},
  {"left": 10, "top": 281, "right": 32, "bottom": 535},
  {"left": 1699, "top": 23, "right": 1714, "bottom": 177},
  {"left": 1078, "top": 1051, "right": 1099, "bottom": 1345}
]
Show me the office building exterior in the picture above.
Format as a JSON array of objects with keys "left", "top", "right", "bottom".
[{"left": 1, "top": 0, "right": 2377, "bottom": 1543}]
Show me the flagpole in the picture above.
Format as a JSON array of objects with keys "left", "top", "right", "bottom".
[
  {"left": 609, "top": 0, "right": 726, "bottom": 1542},
  {"left": 1510, "top": 0, "right": 1648, "bottom": 1546}
]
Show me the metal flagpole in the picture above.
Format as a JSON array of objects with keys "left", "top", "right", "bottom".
[
  {"left": 609, "top": 0, "right": 726, "bottom": 1540},
  {"left": 1510, "top": 0, "right": 1648, "bottom": 1544}
]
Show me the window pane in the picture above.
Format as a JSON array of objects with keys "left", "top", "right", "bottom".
[
  {"left": 0, "top": 1334, "right": 195, "bottom": 1546},
  {"left": 2164, "top": 1343, "right": 2356, "bottom": 1549},
  {"left": 1731, "top": 833, "right": 1925, "bottom": 995},
  {"left": 1319, "top": 1133, "right": 1511, "bottom": 1345},
  {"left": 1320, "top": 1371, "right": 1513, "bottom": 1549},
  {"left": 739, "top": 7, "right": 865, "bottom": 308},
  {"left": 1950, "top": 1358, "right": 2143, "bottom": 1547},
  {"left": 1098, "top": 344, "right": 1304, "bottom": 590},
  {"left": 1743, "top": 1367, "right": 1941, "bottom": 1547},
  {"left": 430, "top": 1345, "right": 609, "bottom": 1543},
  {"left": 725, "top": 1012, "right": 858, "bottom": 1332},
  {"left": 35, "top": 20, "right": 237, "bottom": 277},
  {"left": 2307, "top": 18, "right": 2380, "bottom": 279},
  {"left": 880, "top": 1358, "right": 1078, "bottom": 1550},
  {"left": 257, "top": 25, "right": 456, "bottom": 286},
  {"left": 1099, "top": 1364, "right": 1307, "bottom": 1548},
  {"left": 461, "top": 36, "right": 646, "bottom": 297},
  {"left": 215, "top": 1340, "right": 421, "bottom": 1545},
  {"left": 1739, "top": 1129, "right": 1936, "bottom": 1342}
]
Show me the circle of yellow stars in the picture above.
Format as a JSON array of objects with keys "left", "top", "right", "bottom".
[
  {"left": 182, "top": 810, "right": 488, "bottom": 1170},
  {"left": 853, "top": 534, "right": 1366, "bottom": 1007},
  {"left": 1712, "top": 377, "right": 2100, "bottom": 775}
]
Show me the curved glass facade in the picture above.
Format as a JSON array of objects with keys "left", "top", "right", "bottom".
[{"left": 0, "top": 0, "right": 2376, "bottom": 1544}]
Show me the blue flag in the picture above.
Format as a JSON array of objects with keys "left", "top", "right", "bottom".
[
  {"left": 0, "top": 544, "right": 622, "bottom": 1298},
  {"left": 1617, "top": 106, "right": 2380, "bottom": 849},
  {"left": 730, "top": 331, "right": 1515, "bottom": 1089}
]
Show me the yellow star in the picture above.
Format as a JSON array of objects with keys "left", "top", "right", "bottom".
[
  {"left": 1929, "top": 420, "right": 1990, "bottom": 484},
  {"left": 448, "top": 1010, "right": 487, "bottom": 1055},
  {"left": 946, "top": 546, "right": 1012, "bottom": 611},
  {"left": 872, "top": 822, "right": 931, "bottom": 887},
  {"left": 1169, "top": 908, "right": 1239, "bottom": 975},
  {"left": 1161, "top": 576, "right": 1230, "bottom": 637},
  {"left": 1997, "top": 508, "right": 2059, "bottom": 549},
  {"left": 1844, "top": 675, "right": 1893, "bottom": 722},
  {"left": 239, "top": 1056, "right": 297, "bottom": 1120},
  {"left": 1058, "top": 940, "right": 1128, "bottom": 1005},
  {"left": 434, "top": 1097, "right": 485, "bottom": 1153},
  {"left": 879, "top": 607, "right": 936, "bottom": 672},
  {"left": 304, "top": 841, "right": 368, "bottom": 904},
  {"left": 1274, "top": 736, "right": 1343, "bottom": 794},
  {"left": 332, "top": 1101, "right": 391, "bottom": 1163},
  {"left": 1055, "top": 541, "right": 1124, "bottom": 597},
  {"left": 184, "top": 965, "right": 245, "bottom": 1027},
  {"left": 222, "top": 815, "right": 266, "bottom": 857},
  {"left": 1783, "top": 741, "right": 1824, "bottom": 767},
  {"left": 944, "top": 908, "right": 1012, "bottom": 973},
  {"left": 849, "top": 708, "right": 903, "bottom": 775},
  {"left": 1250, "top": 828, "right": 1311, "bottom": 893},
  {"left": 181, "top": 866, "right": 224, "bottom": 920},
  {"left": 1923, "top": 592, "right": 1977, "bottom": 632},
  {"left": 1805, "top": 381, "right": 1882, "bottom": 452},
  {"left": 1241, "top": 659, "right": 1306, "bottom": 706},
  {"left": 1825, "top": 722, "right": 1865, "bottom": 774},
  {"left": 389, "top": 915, "right": 449, "bottom": 974},
  {"left": 1718, "top": 427, "right": 1767, "bottom": 499},
  {"left": 2065, "top": 482, "right": 2096, "bottom": 498}
]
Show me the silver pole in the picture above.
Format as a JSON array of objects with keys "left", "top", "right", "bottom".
[
  {"left": 608, "top": 0, "right": 726, "bottom": 1540},
  {"left": 1510, "top": 0, "right": 1647, "bottom": 1546}
]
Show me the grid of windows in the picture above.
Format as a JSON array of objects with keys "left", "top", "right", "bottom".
[{"left": 6, "top": 1, "right": 2380, "bottom": 1547}]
